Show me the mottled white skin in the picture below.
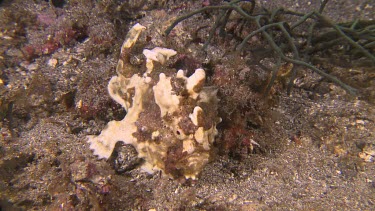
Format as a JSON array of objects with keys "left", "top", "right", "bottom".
[{"left": 87, "top": 23, "right": 220, "bottom": 179}]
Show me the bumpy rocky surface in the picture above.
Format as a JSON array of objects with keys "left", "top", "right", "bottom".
[{"left": 88, "top": 23, "right": 220, "bottom": 179}]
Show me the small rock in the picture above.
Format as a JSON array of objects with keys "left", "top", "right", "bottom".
[
  {"left": 363, "top": 144, "right": 375, "bottom": 156},
  {"left": 63, "top": 56, "right": 79, "bottom": 66},
  {"left": 76, "top": 99, "right": 83, "bottom": 109},
  {"left": 111, "top": 143, "right": 142, "bottom": 173},
  {"left": 359, "top": 143, "right": 375, "bottom": 162},
  {"left": 19, "top": 61, "right": 29, "bottom": 69},
  {"left": 229, "top": 194, "right": 238, "bottom": 202},
  {"left": 359, "top": 152, "right": 373, "bottom": 162},
  {"left": 355, "top": 119, "right": 365, "bottom": 125},
  {"left": 48, "top": 58, "right": 58, "bottom": 67},
  {"left": 27, "top": 63, "right": 39, "bottom": 71},
  {"left": 364, "top": 4, "right": 372, "bottom": 9},
  {"left": 334, "top": 145, "right": 347, "bottom": 156}
]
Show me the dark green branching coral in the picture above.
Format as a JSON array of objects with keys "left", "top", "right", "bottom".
[{"left": 165, "top": 0, "right": 375, "bottom": 95}]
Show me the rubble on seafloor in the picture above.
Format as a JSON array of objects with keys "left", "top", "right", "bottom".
[{"left": 0, "top": 0, "right": 374, "bottom": 210}]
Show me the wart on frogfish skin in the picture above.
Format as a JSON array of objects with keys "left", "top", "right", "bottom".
[{"left": 87, "top": 23, "right": 220, "bottom": 180}]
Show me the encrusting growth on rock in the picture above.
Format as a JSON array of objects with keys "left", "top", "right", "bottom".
[{"left": 87, "top": 23, "right": 221, "bottom": 179}]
